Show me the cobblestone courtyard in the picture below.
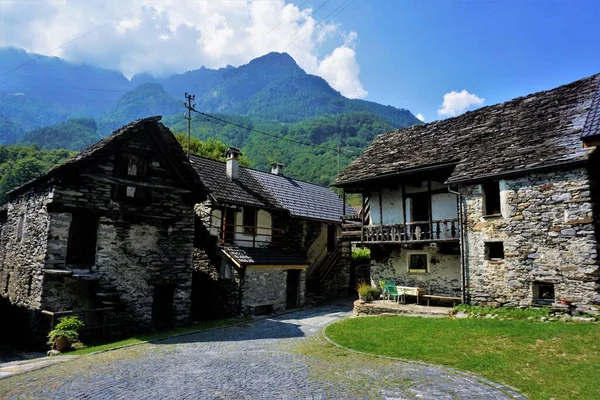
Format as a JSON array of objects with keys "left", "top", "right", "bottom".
[{"left": 0, "top": 304, "right": 522, "bottom": 399}]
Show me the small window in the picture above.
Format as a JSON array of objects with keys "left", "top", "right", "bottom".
[
  {"left": 27, "top": 275, "right": 33, "bottom": 297},
  {"left": 533, "top": 282, "right": 555, "bottom": 304},
  {"left": 66, "top": 213, "right": 99, "bottom": 266},
  {"left": 112, "top": 153, "right": 150, "bottom": 204},
  {"left": 485, "top": 242, "right": 504, "bottom": 260},
  {"left": 220, "top": 260, "right": 233, "bottom": 279},
  {"left": 4, "top": 274, "right": 9, "bottom": 294},
  {"left": 16, "top": 214, "right": 25, "bottom": 241},
  {"left": 408, "top": 253, "right": 428, "bottom": 273},
  {"left": 243, "top": 206, "right": 257, "bottom": 235},
  {"left": 483, "top": 181, "right": 501, "bottom": 216}
]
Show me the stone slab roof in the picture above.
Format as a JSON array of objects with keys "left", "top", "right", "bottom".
[
  {"left": 189, "top": 155, "right": 352, "bottom": 223},
  {"left": 334, "top": 73, "right": 600, "bottom": 187},
  {"left": 8, "top": 116, "right": 207, "bottom": 200},
  {"left": 582, "top": 81, "right": 600, "bottom": 139},
  {"left": 221, "top": 246, "right": 308, "bottom": 267}
]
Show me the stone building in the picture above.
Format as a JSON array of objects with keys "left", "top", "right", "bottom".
[
  {"left": 333, "top": 73, "right": 600, "bottom": 308},
  {"left": 189, "top": 150, "right": 353, "bottom": 316},
  {"left": 0, "top": 117, "right": 206, "bottom": 344}
]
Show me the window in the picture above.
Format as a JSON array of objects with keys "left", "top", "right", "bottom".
[
  {"left": 16, "top": 214, "right": 25, "bottom": 241},
  {"left": 4, "top": 274, "right": 9, "bottom": 294},
  {"left": 482, "top": 181, "right": 501, "bottom": 216},
  {"left": 408, "top": 252, "right": 428, "bottom": 273},
  {"left": 66, "top": 213, "right": 99, "bottom": 266},
  {"left": 112, "top": 153, "right": 150, "bottom": 204},
  {"left": 243, "top": 206, "right": 257, "bottom": 235},
  {"left": 533, "top": 282, "right": 555, "bottom": 304},
  {"left": 485, "top": 242, "right": 504, "bottom": 260}
]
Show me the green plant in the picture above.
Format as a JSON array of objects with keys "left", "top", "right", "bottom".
[
  {"left": 452, "top": 304, "right": 550, "bottom": 320},
  {"left": 47, "top": 316, "right": 84, "bottom": 346},
  {"left": 352, "top": 247, "right": 371, "bottom": 262},
  {"left": 368, "top": 286, "right": 380, "bottom": 299},
  {"left": 357, "top": 282, "right": 371, "bottom": 297}
]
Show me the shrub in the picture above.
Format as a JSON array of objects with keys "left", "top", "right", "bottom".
[
  {"left": 47, "top": 316, "right": 85, "bottom": 346},
  {"left": 453, "top": 304, "right": 550, "bottom": 320},
  {"left": 356, "top": 282, "right": 371, "bottom": 297},
  {"left": 352, "top": 247, "right": 370, "bottom": 262}
]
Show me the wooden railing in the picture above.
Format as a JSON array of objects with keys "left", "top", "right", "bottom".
[
  {"left": 209, "top": 222, "right": 285, "bottom": 247},
  {"left": 362, "top": 219, "right": 459, "bottom": 243}
]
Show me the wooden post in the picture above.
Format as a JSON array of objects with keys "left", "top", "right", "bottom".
[
  {"left": 361, "top": 193, "right": 365, "bottom": 242},
  {"left": 401, "top": 184, "right": 407, "bottom": 241},
  {"left": 428, "top": 180, "right": 433, "bottom": 240},
  {"left": 378, "top": 189, "right": 383, "bottom": 241}
]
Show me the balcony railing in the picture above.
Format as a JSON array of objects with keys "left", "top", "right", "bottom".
[{"left": 362, "top": 219, "right": 459, "bottom": 243}]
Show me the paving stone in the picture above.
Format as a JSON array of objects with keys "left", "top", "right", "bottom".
[{"left": 0, "top": 305, "right": 522, "bottom": 399}]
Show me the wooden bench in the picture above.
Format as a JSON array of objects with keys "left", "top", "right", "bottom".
[{"left": 422, "top": 295, "right": 461, "bottom": 307}]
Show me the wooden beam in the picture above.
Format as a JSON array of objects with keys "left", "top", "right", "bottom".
[
  {"left": 428, "top": 180, "right": 433, "bottom": 240},
  {"left": 80, "top": 174, "right": 192, "bottom": 194}
]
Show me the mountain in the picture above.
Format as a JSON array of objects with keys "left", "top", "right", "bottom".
[
  {"left": 0, "top": 48, "right": 420, "bottom": 133},
  {"left": 0, "top": 116, "right": 25, "bottom": 145},
  {"left": 18, "top": 117, "right": 100, "bottom": 151}
]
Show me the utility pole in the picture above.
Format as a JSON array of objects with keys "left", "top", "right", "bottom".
[
  {"left": 184, "top": 92, "right": 196, "bottom": 156},
  {"left": 337, "top": 144, "right": 342, "bottom": 197}
]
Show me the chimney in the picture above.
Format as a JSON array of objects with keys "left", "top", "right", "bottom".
[
  {"left": 270, "top": 162, "right": 284, "bottom": 176},
  {"left": 225, "top": 147, "right": 242, "bottom": 181}
]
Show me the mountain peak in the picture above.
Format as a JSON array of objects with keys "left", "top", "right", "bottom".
[{"left": 248, "top": 52, "right": 299, "bottom": 69}]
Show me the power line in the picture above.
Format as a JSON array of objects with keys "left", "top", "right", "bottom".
[
  {"left": 0, "top": 2, "right": 153, "bottom": 77},
  {"left": 191, "top": 108, "right": 356, "bottom": 158}
]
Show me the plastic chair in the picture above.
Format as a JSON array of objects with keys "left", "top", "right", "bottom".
[{"left": 385, "top": 284, "right": 400, "bottom": 303}]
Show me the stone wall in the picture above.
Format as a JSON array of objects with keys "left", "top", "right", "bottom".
[
  {"left": 0, "top": 188, "right": 51, "bottom": 310},
  {"left": 33, "top": 131, "right": 198, "bottom": 333},
  {"left": 368, "top": 243, "right": 461, "bottom": 296},
  {"left": 241, "top": 268, "right": 306, "bottom": 313},
  {"left": 462, "top": 168, "right": 599, "bottom": 306}
]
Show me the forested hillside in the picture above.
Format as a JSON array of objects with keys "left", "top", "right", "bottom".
[
  {"left": 0, "top": 146, "right": 74, "bottom": 203},
  {"left": 18, "top": 117, "right": 100, "bottom": 150}
]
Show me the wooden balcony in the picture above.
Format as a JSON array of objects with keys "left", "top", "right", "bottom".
[{"left": 360, "top": 219, "right": 459, "bottom": 243}]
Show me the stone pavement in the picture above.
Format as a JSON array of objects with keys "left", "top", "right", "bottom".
[{"left": 0, "top": 303, "right": 523, "bottom": 399}]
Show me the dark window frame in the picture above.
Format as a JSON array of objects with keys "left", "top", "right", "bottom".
[
  {"left": 482, "top": 181, "right": 502, "bottom": 216},
  {"left": 408, "top": 252, "right": 428, "bottom": 273},
  {"left": 485, "top": 242, "right": 505, "bottom": 260},
  {"left": 533, "top": 282, "right": 555, "bottom": 304},
  {"left": 66, "top": 212, "right": 99, "bottom": 267},
  {"left": 243, "top": 206, "right": 258, "bottom": 236}
]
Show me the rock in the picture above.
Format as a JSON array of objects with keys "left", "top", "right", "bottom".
[
  {"left": 47, "top": 349, "right": 61, "bottom": 357},
  {"left": 454, "top": 312, "right": 469, "bottom": 319},
  {"left": 572, "top": 316, "right": 596, "bottom": 323}
]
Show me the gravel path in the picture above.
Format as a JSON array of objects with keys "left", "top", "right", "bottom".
[{"left": 0, "top": 304, "right": 523, "bottom": 399}]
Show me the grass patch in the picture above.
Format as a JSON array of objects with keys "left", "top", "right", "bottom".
[
  {"left": 326, "top": 316, "right": 600, "bottom": 400},
  {"left": 453, "top": 304, "right": 551, "bottom": 320},
  {"left": 70, "top": 317, "right": 248, "bottom": 355}
]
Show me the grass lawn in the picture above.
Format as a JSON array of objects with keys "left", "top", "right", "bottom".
[
  {"left": 69, "top": 317, "right": 248, "bottom": 355},
  {"left": 326, "top": 316, "right": 600, "bottom": 400}
]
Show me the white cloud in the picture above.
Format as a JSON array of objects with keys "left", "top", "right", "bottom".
[
  {"left": 437, "top": 90, "right": 485, "bottom": 117},
  {"left": 416, "top": 113, "right": 425, "bottom": 122},
  {"left": 0, "top": 0, "right": 368, "bottom": 98}
]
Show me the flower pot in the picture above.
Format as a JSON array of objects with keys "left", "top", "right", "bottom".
[
  {"left": 560, "top": 298, "right": 571, "bottom": 306},
  {"left": 358, "top": 294, "right": 367, "bottom": 302},
  {"left": 54, "top": 337, "right": 72, "bottom": 352}
]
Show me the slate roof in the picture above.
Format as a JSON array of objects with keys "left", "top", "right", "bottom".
[
  {"left": 188, "top": 155, "right": 283, "bottom": 210},
  {"left": 189, "top": 155, "right": 353, "bottom": 223},
  {"left": 334, "top": 74, "right": 600, "bottom": 187},
  {"left": 582, "top": 81, "right": 600, "bottom": 139},
  {"left": 221, "top": 246, "right": 308, "bottom": 267},
  {"left": 8, "top": 116, "right": 207, "bottom": 200}
]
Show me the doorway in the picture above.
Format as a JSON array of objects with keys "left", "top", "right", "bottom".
[
  {"left": 286, "top": 270, "right": 300, "bottom": 309},
  {"left": 326, "top": 224, "right": 337, "bottom": 253},
  {"left": 151, "top": 284, "right": 175, "bottom": 329},
  {"left": 223, "top": 208, "right": 236, "bottom": 244},
  {"left": 410, "top": 193, "right": 430, "bottom": 238}
]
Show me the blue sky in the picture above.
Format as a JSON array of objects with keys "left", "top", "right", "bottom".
[
  {"left": 0, "top": 0, "right": 598, "bottom": 122},
  {"left": 335, "top": 0, "right": 600, "bottom": 121}
]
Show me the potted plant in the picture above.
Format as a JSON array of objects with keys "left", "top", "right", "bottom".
[
  {"left": 47, "top": 316, "right": 84, "bottom": 352},
  {"left": 368, "top": 286, "right": 381, "bottom": 301},
  {"left": 357, "top": 282, "right": 371, "bottom": 302}
]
